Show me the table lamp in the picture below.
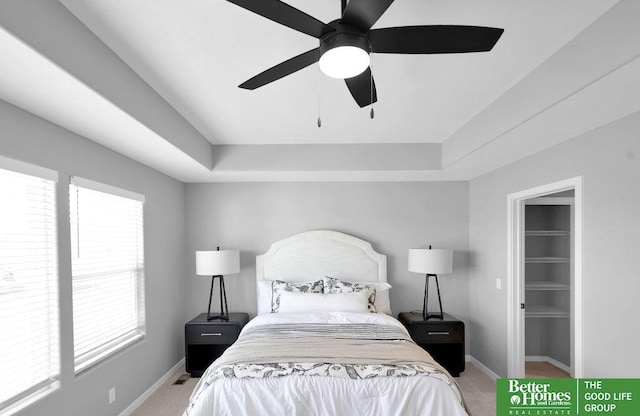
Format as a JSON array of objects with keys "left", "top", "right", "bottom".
[
  {"left": 196, "top": 247, "right": 240, "bottom": 321},
  {"left": 408, "top": 246, "right": 453, "bottom": 320}
]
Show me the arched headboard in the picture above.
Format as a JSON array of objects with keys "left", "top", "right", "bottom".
[{"left": 256, "top": 230, "right": 387, "bottom": 284}]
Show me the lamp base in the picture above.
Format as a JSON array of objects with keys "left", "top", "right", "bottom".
[
  {"left": 206, "top": 275, "right": 229, "bottom": 322},
  {"left": 206, "top": 313, "right": 229, "bottom": 322},
  {"left": 423, "top": 312, "right": 444, "bottom": 320},
  {"left": 423, "top": 274, "right": 444, "bottom": 320}
]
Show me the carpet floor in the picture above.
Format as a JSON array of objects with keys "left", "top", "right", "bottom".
[{"left": 132, "top": 362, "right": 496, "bottom": 416}]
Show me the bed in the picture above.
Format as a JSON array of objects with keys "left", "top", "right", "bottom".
[{"left": 185, "top": 230, "right": 468, "bottom": 416}]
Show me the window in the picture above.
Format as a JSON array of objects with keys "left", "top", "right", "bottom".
[
  {"left": 70, "top": 177, "right": 145, "bottom": 373},
  {"left": 0, "top": 157, "right": 59, "bottom": 415}
]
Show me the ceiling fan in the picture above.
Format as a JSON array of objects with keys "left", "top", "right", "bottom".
[{"left": 227, "top": 0, "right": 504, "bottom": 108}]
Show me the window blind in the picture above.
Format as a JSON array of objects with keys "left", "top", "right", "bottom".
[
  {"left": 70, "top": 178, "right": 145, "bottom": 373},
  {"left": 0, "top": 166, "right": 59, "bottom": 415}
]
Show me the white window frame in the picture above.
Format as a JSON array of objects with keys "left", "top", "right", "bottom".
[
  {"left": 0, "top": 156, "right": 60, "bottom": 416},
  {"left": 69, "top": 176, "right": 145, "bottom": 374}
]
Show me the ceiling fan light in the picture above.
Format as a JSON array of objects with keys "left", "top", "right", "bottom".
[{"left": 319, "top": 46, "right": 370, "bottom": 79}]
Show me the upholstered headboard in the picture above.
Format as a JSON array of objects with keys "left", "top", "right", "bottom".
[{"left": 256, "top": 230, "right": 387, "bottom": 284}]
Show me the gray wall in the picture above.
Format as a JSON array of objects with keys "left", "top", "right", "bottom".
[
  {"left": 185, "top": 181, "right": 470, "bottom": 337},
  {"left": 469, "top": 111, "right": 640, "bottom": 377},
  {"left": 0, "top": 99, "right": 187, "bottom": 416}
]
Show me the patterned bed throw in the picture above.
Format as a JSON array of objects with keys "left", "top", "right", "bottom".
[
  {"left": 186, "top": 319, "right": 467, "bottom": 416},
  {"left": 213, "top": 323, "right": 447, "bottom": 380}
]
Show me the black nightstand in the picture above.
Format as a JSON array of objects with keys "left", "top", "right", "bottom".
[
  {"left": 398, "top": 312, "right": 465, "bottom": 377},
  {"left": 185, "top": 312, "right": 250, "bottom": 377}
]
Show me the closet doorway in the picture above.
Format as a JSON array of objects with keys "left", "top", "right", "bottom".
[{"left": 507, "top": 177, "right": 583, "bottom": 378}]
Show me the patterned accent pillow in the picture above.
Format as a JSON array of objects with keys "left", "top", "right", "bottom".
[
  {"left": 322, "top": 276, "right": 377, "bottom": 313},
  {"left": 271, "top": 279, "right": 324, "bottom": 313}
]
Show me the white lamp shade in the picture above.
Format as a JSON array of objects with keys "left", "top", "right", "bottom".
[
  {"left": 196, "top": 250, "right": 240, "bottom": 276},
  {"left": 408, "top": 248, "right": 453, "bottom": 274}
]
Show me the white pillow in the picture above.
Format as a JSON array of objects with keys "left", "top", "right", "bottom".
[
  {"left": 271, "top": 279, "right": 324, "bottom": 313},
  {"left": 372, "top": 285, "right": 392, "bottom": 316},
  {"left": 257, "top": 279, "right": 325, "bottom": 315},
  {"left": 323, "top": 276, "right": 392, "bottom": 315},
  {"left": 277, "top": 291, "right": 370, "bottom": 313},
  {"left": 257, "top": 280, "right": 272, "bottom": 315}
]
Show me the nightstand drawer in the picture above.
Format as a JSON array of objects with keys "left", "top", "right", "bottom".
[
  {"left": 411, "top": 324, "right": 463, "bottom": 344},
  {"left": 186, "top": 325, "right": 238, "bottom": 344}
]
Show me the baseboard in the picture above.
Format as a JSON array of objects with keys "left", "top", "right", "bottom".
[
  {"left": 466, "top": 355, "right": 499, "bottom": 380},
  {"left": 119, "top": 357, "right": 185, "bottom": 416},
  {"left": 525, "top": 355, "right": 571, "bottom": 374}
]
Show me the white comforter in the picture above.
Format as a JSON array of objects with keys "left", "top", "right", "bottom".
[{"left": 185, "top": 312, "right": 468, "bottom": 416}]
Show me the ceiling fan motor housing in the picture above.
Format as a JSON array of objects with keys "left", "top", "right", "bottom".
[{"left": 319, "top": 24, "right": 371, "bottom": 56}]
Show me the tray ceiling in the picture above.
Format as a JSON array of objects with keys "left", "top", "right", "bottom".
[{"left": 1, "top": 0, "right": 638, "bottom": 182}]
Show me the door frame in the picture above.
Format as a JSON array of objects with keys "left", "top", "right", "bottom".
[{"left": 506, "top": 176, "right": 583, "bottom": 378}]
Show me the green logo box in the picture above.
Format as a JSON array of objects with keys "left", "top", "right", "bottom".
[{"left": 497, "top": 378, "right": 640, "bottom": 415}]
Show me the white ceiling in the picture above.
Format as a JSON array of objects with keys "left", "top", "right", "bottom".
[{"left": 1, "top": 0, "right": 639, "bottom": 182}]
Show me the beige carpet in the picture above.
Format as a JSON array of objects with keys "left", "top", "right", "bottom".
[
  {"left": 132, "top": 363, "right": 496, "bottom": 416},
  {"left": 456, "top": 363, "right": 497, "bottom": 416},
  {"left": 131, "top": 370, "right": 198, "bottom": 416}
]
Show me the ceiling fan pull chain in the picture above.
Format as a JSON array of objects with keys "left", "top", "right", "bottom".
[{"left": 370, "top": 54, "right": 375, "bottom": 119}]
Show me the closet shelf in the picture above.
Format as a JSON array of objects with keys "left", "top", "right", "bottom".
[
  {"left": 525, "top": 230, "right": 570, "bottom": 237},
  {"left": 525, "top": 305, "right": 570, "bottom": 318},
  {"left": 525, "top": 257, "right": 570, "bottom": 264},
  {"left": 525, "top": 281, "right": 570, "bottom": 290}
]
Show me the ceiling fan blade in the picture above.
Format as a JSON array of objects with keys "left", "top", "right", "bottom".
[
  {"left": 369, "top": 25, "right": 504, "bottom": 54},
  {"left": 345, "top": 67, "right": 377, "bottom": 108},
  {"left": 239, "top": 48, "right": 320, "bottom": 90},
  {"left": 341, "top": 0, "right": 395, "bottom": 32},
  {"left": 226, "top": 0, "right": 332, "bottom": 38}
]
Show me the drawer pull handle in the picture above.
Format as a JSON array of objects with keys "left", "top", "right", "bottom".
[
  {"left": 428, "top": 331, "right": 450, "bottom": 336},
  {"left": 201, "top": 333, "right": 223, "bottom": 336}
]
